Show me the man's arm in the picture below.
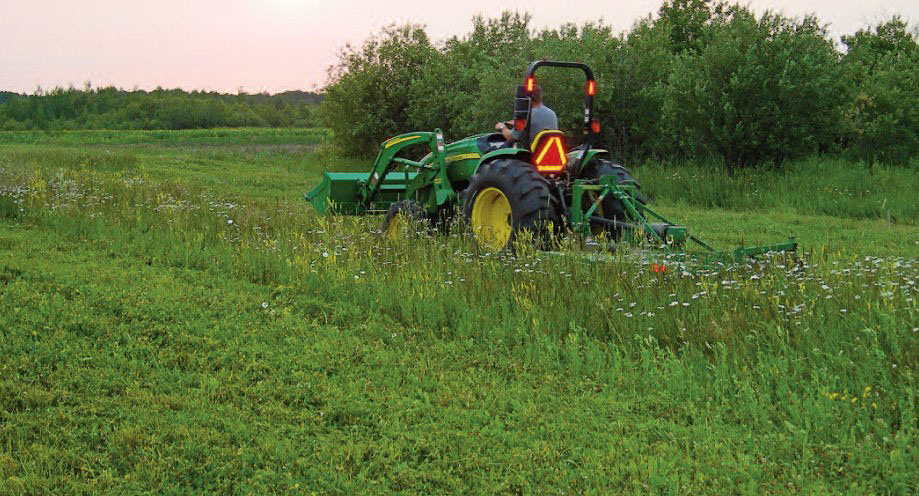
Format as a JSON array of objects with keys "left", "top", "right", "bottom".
[{"left": 495, "top": 121, "right": 517, "bottom": 143}]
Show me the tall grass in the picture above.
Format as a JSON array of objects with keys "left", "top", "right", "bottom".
[
  {"left": 1, "top": 140, "right": 916, "bottom": 354},
  {"left": 638, "top": 156, "right": 919, "bottom": 223},
  {"left": 1, "top": 134, "right": 918, "bottom": 493}
]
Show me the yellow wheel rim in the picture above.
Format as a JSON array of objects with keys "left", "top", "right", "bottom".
[
  {"left": 385, "top": 213, "right": 407, "bottom": 241},
  {"left": 471, "top": 187, "right": 513, "bottom": 250}
]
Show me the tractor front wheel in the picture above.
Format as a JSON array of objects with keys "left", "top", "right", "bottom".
[
  {"left": 461, "top": 159, "right": 557, "bottom": 251},
  {"left": 380, "top": 200, "right": 428, "bottom": 241}
]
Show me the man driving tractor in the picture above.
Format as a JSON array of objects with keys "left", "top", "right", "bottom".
[{"left": 495, "top": 83, "right": 557, "bottom": 146}]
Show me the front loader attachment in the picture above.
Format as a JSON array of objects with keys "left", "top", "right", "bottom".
[
  {"left": 305, "top": 171, "right": 416, "bottom": 215},
  {"left": 305, "top": 130, "right": 450, "bottom": 216}
]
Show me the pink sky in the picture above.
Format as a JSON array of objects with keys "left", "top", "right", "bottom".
[{"left": 1, "top": 0, "right": 916, "bottom": 94}]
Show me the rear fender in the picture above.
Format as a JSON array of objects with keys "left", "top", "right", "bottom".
[
  {"left": 475, "top": 147, "right": 531, "bottom": 173},
  {"left": 568, "top": 148, "right": 609, "bottom": 174}
]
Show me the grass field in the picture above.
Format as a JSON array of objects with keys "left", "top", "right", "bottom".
[{"left": 1, "top": 129, "right": 918, "bottom": 494}]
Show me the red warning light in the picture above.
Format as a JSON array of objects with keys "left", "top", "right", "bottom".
[
  {"left": 651, "top": 264, "right": 667, "bottom": 273},
  {"left": 591, "top": 118, "right": 601, "bottom": 133}
]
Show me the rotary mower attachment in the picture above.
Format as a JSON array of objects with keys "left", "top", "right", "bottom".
[{"left": 567, "top": 175, "right": 797, "bottom": 264}]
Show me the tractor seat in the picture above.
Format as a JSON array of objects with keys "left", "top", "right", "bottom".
[{"left": 529, "top": 130, "right": 568, "bottom": 174}]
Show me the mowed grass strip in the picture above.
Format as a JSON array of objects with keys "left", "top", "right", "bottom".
[{"left": 1, "top": 130, "right": 918, "bottom": 493}]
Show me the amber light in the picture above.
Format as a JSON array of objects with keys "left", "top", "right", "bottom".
[
  {"left": 586, "top": 79, "right": 596, "bottom": 96},
  {"left": 526, "top": 77, "right": 535, "bottom": 93}
]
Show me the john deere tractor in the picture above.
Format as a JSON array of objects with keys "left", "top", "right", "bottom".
[{"left": 306, "top": 60, "right": 796, "bottom": 261}]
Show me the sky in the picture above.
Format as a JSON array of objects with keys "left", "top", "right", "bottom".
[{"left": 1, "top": 0, "right": 916, "bottom": 94}]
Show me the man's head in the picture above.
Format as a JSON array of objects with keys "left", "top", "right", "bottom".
[{"left": 531, "top": 84, "right": 543, "bottom": 105}]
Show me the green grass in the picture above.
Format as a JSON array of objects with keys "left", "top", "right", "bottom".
[
  {"left": 1, "top": 129, "right": 918, "bottom": 494},
  {"left": 638, "top": 157, "right": 919, "bottom": 225}
]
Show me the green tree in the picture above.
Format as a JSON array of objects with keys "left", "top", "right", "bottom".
[
  {"left": 604, "top": 18, "right": 676, "bottom": 161},
  {"left": 406, "top": 13, "right": 533, "bottom": 141},
  {"left": 320, "top": 24, "right": 435, "bottom": 156},
  {"left": 841, "top": 17, "right": 919, "bottom": 164},
  {"left": 656, "top": 0, "right": 727, "bottom": 54},
  {"left": 660, "top": 7, "right": 845, "bottom": 166}
]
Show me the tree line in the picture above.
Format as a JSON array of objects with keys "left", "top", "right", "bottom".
[
  {"left": 0, "top": 87, "right": 321, "bottom": 131},
  {"left": 320, "top": 0, "right": 919, "bottom": 167}
]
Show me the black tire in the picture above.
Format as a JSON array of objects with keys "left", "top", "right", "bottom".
[
  {"left": 379, "top": 199, "right": 428, "bottom": 239},
  {"left": 580, "top": 159, "right": 646, "bottom": 238},
  {"left": 460, "top": 158, "right": 558, "bottom": 250}
]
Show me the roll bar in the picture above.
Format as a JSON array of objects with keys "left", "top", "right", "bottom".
[{"left": 513, "top": 60, "right": 599, "bottom": 171}]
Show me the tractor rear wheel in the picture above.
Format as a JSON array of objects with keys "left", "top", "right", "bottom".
[
  {"left": 461, "top": 159, "right": 558, "bottom": 250},
  {"left": 581, "top": 160, "right": 646, "bottom": 238},
  {"left": 380, "top": 200, "right": 428, "bottom": 241}
]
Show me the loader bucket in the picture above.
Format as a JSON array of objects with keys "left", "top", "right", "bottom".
[{"left": 305, "top": 171, "right": 417, "bottom": 215}]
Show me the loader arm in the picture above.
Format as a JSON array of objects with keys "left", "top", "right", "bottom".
[{"left": 361, "top": 130, "right": 447, "bottom": 206}]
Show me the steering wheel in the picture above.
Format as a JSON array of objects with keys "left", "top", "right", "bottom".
[
  {"left": 482, "top": 121, "right": 514, "bottom": 149},
  {"left": 486, "top": 133, "right": 506, "bottom": 147}
]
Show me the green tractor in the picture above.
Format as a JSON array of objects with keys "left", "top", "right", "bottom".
[{"left": 306, "top": 60, "right": 796, "bottom": 262}]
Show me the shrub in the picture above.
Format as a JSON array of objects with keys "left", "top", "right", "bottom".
[
  {"left": 660, "top": 7, "right": 845, "bottom": 166},
  {"left": 841, "top": 17, "right": 919, "bottom": 165},
  {"left": 407, "top": 13, "right": 534, "bottom": 141},
  {"left": 320, "top": 24, "right": 435, "bottom": 156},
  {"left": 0, "top": 87, "right": 321, "bottom": 131}
]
